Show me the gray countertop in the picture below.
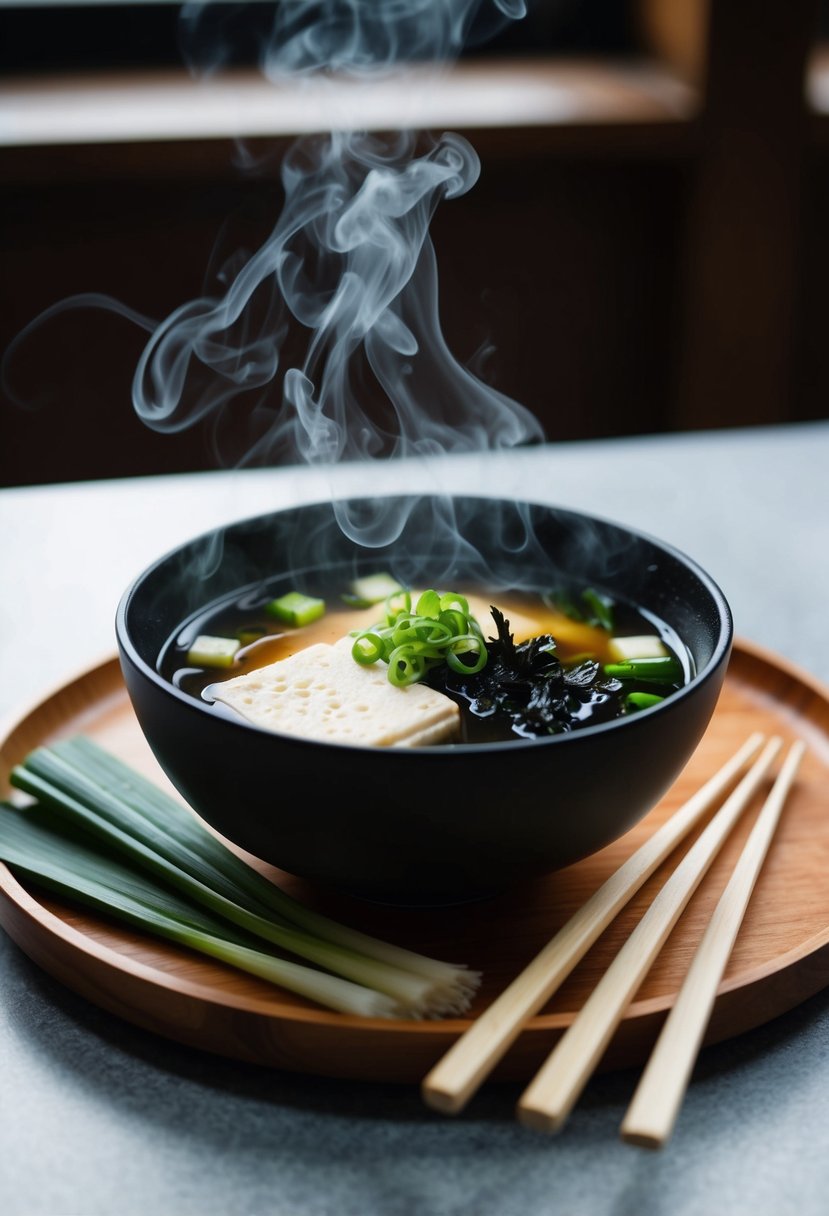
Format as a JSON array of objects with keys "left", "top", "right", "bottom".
[{"left": 1, "top": 422, "right": 828, "bottom": 1216}]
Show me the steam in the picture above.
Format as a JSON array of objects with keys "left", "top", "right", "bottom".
[
  {"left": 133, "top": 0, "right": 543, "bottom": 484},
  {"left": 134, "top": 126, "right": 540, "bottom": 467},
  {"left": 5, "top": 1, "right": 549, "bottom": 552},
  {"left": 179, "top": 0, "right": 528, "bottom": 81}
]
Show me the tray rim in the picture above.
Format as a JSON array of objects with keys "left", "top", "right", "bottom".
[{"left": 1, "top": 636, "right": 829, "bottom": 1058}]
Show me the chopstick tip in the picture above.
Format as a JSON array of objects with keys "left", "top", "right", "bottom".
[
  {"left": 420, "top": 1082, "right": 466, "bottom": 1117},
  {"left": 787, "top": 737, "right": 808, "bottom": 763},
  {"left": 619, "top": 1125, "right": 668, "bottom": 1151},
  {"left": 516, "top": 1100, "right": 570, "bottom": 1136}
]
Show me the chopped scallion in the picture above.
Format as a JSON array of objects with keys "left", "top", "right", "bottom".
[
  {"left": 545, "top": 586, "right": 615, "bottom": 632},
  {"left": 351, "top": 632, "right": 386, "bottom": 665},
  {"left": 350, "top": 589, "right": 487, "bottom": 687},
  {"left": 266, "top": 591, "right": 326, "bottom": 627},
  {"left": 186, "top": 635, "right": 241, "bottom": 668},
  {"left": 581, "top": 587, "right": 615, "bottom": 632},
  {"left": 625, "top": 691, "right": 666, "bottom": 712},
  {"left": 236, "top": 626, "right": 267, "bottom": 646},
  {"left": 341, "top": 572, "right": 403, "bottom": 608},
  {"left": 604, "top": 656, "right": 683, "bottom": 683},
  {"left": 415, "top": 589, "right": 442, "bottom": 619}
]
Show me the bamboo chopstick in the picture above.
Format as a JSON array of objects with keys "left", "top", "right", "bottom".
[
  {"left": 619, "top": 738, "right": 806, "bottom": 1150},
  {"left": 421, "top": 730, "right": 766, "bottom": 1115},
  {"left": 516, "top": 734, "right": 783, "bottom": 1134}
]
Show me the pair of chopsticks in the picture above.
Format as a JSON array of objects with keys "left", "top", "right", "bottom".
[{"left": 422, "top": 730, "right": 806, "bottom": 1147}]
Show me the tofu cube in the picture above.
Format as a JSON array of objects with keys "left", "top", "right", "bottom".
[{"left": 607, "top": 634, "right": 669, "bottom": 663}]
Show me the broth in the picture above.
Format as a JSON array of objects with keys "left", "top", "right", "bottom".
[{"left": 159, "top": 572, "right": 692, "bottom": 745}]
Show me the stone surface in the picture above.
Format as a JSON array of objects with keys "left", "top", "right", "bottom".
[{"left": 1, "top": 422, "right": 827, "bottom": 1216}]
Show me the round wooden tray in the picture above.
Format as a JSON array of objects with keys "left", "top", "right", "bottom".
[{"left": 1, "top": 640, "right": 828, "bottom": 1083}]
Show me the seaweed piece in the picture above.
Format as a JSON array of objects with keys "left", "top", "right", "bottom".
[{"left": 427, "top": 606, "right": 670, "bottom": 739}]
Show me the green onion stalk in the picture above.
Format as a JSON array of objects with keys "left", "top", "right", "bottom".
[
  {"left": 603, "top": 656, "right": 683, "bottom": 683},
  {"left": 1, "top": 736, "right": 482, "bottom": 1020}
]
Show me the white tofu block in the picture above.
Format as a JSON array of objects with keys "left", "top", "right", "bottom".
[
  {"left": 208, "top": 636, "right": 460, "bottom": 748},
  {"left": 607, "top": 634, "right": 669, "bottom": 662}
]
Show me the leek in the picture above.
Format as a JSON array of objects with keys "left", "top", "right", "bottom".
[
  {"left": 2, "top": 736, "right": 482, "bottom": 1019},
  {"left": 0, "top": 804, "right": 400, "bottom": 1018}
]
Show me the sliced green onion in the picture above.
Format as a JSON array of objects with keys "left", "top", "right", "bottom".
[
  {"left": 415, "top": 589, "right": 442, "bottom": 619},
  {"left": 385, "top": 588, "right": 412, "bottom": 619},
  {"left": 2, "top": 737, "right": 482, "bottom": 1019},
  {"left": 266, "top": 591, "right": 326, "bottom": 627},
  {"left": 351, "top": 632, "right": 386, "bottom": 665},
  {"left": 387, "top": 647, "right": 427, "bottom": 687},
  {"left": 581, "top": 587, "right": 615, "bottom": 632},
  {"left": 236, "top": 626, "right": 267, "bottom": 646},
  {"left": 445, "top": 633, "right": 488, "bottom": 675},
  {"left": 625, "top": 692, "right": 666, "bottom": 711},
  {"left": 349, "top": 589, "right": 488, "bottom": 687},
  {"left": 341, "top": 572, "right": 403, "bottom": 608},
  {"left": 544, "top": 586, "right": 615, "bottom": 631},
  {"left": 439, "top": 608, "right": 468, "bottom": 636},
  {"left": 439, "top": 591, "right": 469, "bottom": 616},
  {"left": 604, "top": 656, "right": 683, "bottom": 683},
  {"left": 186, "top": 635, "right": 241, "bottom": 668}
]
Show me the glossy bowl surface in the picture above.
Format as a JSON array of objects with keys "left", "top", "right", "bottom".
[{"left": 116, "top": 494, "right": 733, "bottom": 905}]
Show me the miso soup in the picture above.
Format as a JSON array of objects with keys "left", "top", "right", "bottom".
[{"left": 159, "top": 572, "right": 692, "bottom": 746}]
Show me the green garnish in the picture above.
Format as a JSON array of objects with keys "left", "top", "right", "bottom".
[
  {"left": 0, "top": 807, "right": 397, "bottom": 1017},
  {"left": 351, "top": 632, "right": 386, "bottom": 665},
  {"left": 545, "top": 586, "right": 615, "bottom": 631},
  {"left": 341, "top": 572, "right": 403, "bottom": 608},
  {"left": 186, "top": 635, "right": 241, "bottom": 668},
  {"left": 350, "top": 589, "right": 487, "bottom": 687},
  {"left": 266, "top": 591, "right": 326, "bottom": 627},
  {"left": 415, "top": 589, "right": 442, "bottom": 618},
  {"left": 604, "top": 656, "right": 683, "bottom": 683},
  {"left": 236, "top": 626, "right": 267, "bottom": 646},
  {"left": 625, "top": 691, "right": 666, "bottom": 712},
  {"left": 581, "top": 587, "right": 615, "bottom": 632},
  {"left": 1, "top": 737, "right": 481, "bottom": 1019}
]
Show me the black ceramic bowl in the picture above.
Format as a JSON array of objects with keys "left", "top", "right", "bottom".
[{"left": 116, "top": 494, "right": 732, "bottom": 905}]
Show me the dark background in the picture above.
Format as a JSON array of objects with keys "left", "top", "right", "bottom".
[{"left": 2, "top": 0, "right": 828, "bottom": 485}]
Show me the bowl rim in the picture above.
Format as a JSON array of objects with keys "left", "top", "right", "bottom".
[{"left": 115, "top": 492, "right": 734, "bottom": 755}]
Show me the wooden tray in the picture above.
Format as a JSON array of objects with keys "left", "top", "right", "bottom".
[{"left": 1, "top": 639, "right": 828, "bottom": 1084}]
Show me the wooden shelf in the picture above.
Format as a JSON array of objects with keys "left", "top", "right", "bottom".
[
  {"left": 0, "top": 55, "right": 698, "bottom": 147},
  {"left": 807, "top": 43, "right": 829, "bottom": 110},
  {"left": 806, "top": 44, "right": 829, "bottom": 144},
  {"left": 2, "top": 3, "right": 826, "bottom": 483}
]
